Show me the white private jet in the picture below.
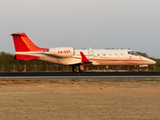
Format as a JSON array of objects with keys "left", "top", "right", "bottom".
[{"left": 10, "top": 33, "right": 156, "bottom": 72}]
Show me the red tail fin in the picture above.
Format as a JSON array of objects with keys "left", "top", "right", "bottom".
[{"left": 11, "top": 33, "right": 48, "bottom": 52}]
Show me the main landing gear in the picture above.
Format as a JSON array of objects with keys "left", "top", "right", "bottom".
[{"left": 72, "top": 65, "right": 84, "bottom": 72}]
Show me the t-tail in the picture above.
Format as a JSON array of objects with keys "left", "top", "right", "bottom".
[{"left": 11, "top": 33, "right": 48, "bottom": 61}]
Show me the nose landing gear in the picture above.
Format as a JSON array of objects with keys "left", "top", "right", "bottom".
[
  {"left": 138, "top": 67, "right": 142, "bottom": 72},
  {"left": 138, "top": 66, "right": 148, "bottom": 72}
]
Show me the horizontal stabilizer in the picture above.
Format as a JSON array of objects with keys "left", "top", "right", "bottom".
[
  {"left": 16, "top": 54, "right": 40, "bottom": 61},
  {"left": 11, "top": 33, "right": 25, "bottom": 36},
  {"left": 80, "top": 52, "right": 91, "bottom": 63}
]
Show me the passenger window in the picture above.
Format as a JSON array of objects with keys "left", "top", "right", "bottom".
[
  {"left": 128, "top": 52, "right": 131, "bottom": 55},
  {"left": 97, "top": 54, "right": 100, "bottom": 56},
  {"left": 103, "top": 54, "right": 105, "bottom": 56}
]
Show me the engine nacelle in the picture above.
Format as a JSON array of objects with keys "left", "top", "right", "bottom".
[{"left": 46, "top": 47, "right": 75, "bottom": 58}]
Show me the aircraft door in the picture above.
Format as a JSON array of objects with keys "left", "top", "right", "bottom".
[
  {"left": 139, "top": 55, "right": 143, "bottom": 60},
  {"left": 139, "top": 56, "right": 143, "bottom": 60},
  {"left": 88, "top": 51, "right": 95, "bottom": 59}
]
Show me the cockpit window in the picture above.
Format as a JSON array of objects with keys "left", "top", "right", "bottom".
[
  {"left": 135, "top": 53, "right": 139, "bottom": 56},
  {"left": 128, "top": 51, "right": 139, "bottom": 56}
]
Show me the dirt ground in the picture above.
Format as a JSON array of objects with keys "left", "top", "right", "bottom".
[{"left": 0, "top": 79, "right": 160, "bottom": 120}]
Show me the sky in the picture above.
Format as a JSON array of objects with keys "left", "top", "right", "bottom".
[{"left": 0, "top": 0, "right": 160, "bottom": 58}]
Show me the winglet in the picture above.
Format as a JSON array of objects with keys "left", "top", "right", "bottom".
[{"left": 80, "top": 52, "right": 91, "bottom": 63}]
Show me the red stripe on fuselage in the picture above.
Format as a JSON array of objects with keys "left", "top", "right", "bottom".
[{"left": 71, "top": 57, "right": 147, "bottom": 62}]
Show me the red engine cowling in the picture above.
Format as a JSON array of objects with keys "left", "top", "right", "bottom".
[{"left": 46, "top": 47, "right": 75, "bottom": 57}]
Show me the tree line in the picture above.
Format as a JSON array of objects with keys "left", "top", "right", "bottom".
[
  {"left": 0, "top": 52, "right": 72, "bottom": 72},
  {"left": 0, "top": 51, "right": 159, "bottom": 72}
]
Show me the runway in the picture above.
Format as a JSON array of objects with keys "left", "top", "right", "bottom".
[
  {"left": 0, "top": 71, "right": 160, "bottom": 76},
  {"left": 0, "top": 72, "right": 160, "bottom": 80}
]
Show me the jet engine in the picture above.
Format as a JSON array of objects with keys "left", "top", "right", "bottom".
[{"left": 45, "top": 47, "right": 75, "bottom": 58}]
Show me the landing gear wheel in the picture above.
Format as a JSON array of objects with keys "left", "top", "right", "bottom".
[
  {"left": 79, "top": 67, "right": 84, "bottom": 72},
  {"left": 79, "top": 65, "right": 84, "bottom": 72},
  {"left": 72, "top": 66, "right": 77, "bottom": 72},
  {"left": 138, "top": 67, "right": 142, "bottom": 72}
]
